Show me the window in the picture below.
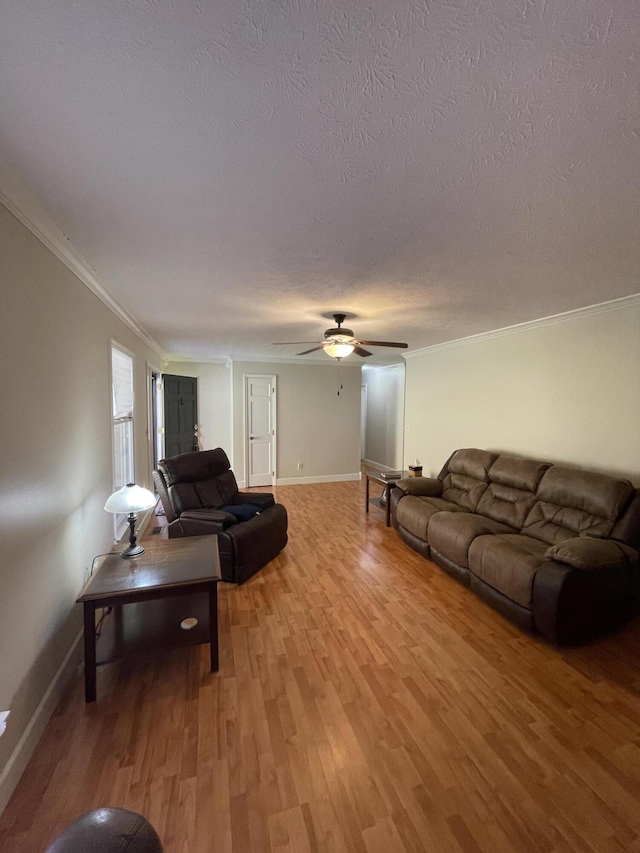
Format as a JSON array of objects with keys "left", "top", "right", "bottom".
[{"left": 111, "top": 344, "right": 135, "bottom": 538}]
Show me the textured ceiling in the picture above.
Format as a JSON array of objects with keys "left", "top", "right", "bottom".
[{"left": 1, "top": 0, "right": 639, "bottom": 363}]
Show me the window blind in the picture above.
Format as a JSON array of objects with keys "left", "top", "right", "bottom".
[{"left": 112, "top": 347, "right": 134, "bottom": 421}]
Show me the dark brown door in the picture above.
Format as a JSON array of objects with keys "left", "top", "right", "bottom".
[{"left": 163, "top": 374, "right": 198, "bottom": 458}]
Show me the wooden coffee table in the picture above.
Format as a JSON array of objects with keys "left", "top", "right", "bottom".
[
  {"left": 365, "top": 471, "right": 409, "bottom": 527},
  {"left": 77, "top": 535, "right": 221, "bottom": 702}
]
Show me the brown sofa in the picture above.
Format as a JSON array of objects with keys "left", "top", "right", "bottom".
[
  {"left": 154, "top": 448, "right": 288, "bottom": 584},
  {"left": 390, "top": 449, "right": 640, "bottom": 643}
]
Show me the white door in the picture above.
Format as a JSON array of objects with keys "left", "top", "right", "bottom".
[{"left": 244, "top": 374, "right": 276, "bottom": 487}]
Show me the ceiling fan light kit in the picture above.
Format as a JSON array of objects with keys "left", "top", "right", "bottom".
[
  {"left": 324, "top": 341, "right": 355, "bottom": 359},
  {"left": 274, "top": 313, "right": 408, "bottom": 360}
]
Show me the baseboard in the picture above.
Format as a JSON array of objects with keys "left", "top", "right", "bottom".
[
  {"left": 275, "top": 472, "right": 361, "bottom": 486},
  {"left": 0, "top": 629, "right": 83, "bottom": 816},
  {"left": 361, "top": 458, "right": 400, "bottom": 472}
]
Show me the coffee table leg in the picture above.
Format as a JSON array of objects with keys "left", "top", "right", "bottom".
[
  {"left": 83, "top": 603, "right": 97, "bottom": 702},
  {"left": 209, "top": 585, "right": 219, "bottom": 672}
]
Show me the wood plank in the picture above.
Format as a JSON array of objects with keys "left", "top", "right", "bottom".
[{"left": 2, "top": 479, "right": 640, "bottom": 852}]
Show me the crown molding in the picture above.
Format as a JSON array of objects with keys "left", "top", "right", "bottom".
[
  {"left": 404, "top": 293, "right": 640, "bottom": 360},
  {"left": 163, "top": 354, "right": 229, "bottom": 366},
  {"left": 362, "top": 362, "right": 405, "bottom": 372},
  {"left": 225, "top": 354, "right": 364, "bottom": 367},
  {"left": 163, "top": 352, "right": 364, "bottom": 367},
  {"left": 0, "top": 190, "right": 166, "bottom": 361}
]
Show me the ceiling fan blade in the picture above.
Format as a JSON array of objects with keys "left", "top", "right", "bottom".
[
  {"left": 272, "top": 341, "right": 323, "bottom": 345},
  {"left": 353, "top": 345, "right": 373, "bottom": 357},
  {"left": 297, "top": 345, "right": 326, "bottom": 355},
  {"left": 357, "top": 340, "right": 408, "bottom": 348}
]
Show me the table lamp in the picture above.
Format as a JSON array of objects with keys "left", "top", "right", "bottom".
[{"left": 104, "top": 483, "right": 157, "bottom": 557}]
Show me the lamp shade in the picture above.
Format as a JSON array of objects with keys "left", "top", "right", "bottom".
[
  {"left": 104, "top": 483, "right": 156, "bottom": 514},
  {"left": 324, "top": 342, "right": 355, "bottom": 359}
]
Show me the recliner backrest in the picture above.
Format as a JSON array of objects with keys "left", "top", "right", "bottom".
[{"left": 156, "top": 448, "right": 240, "bottom": 515}]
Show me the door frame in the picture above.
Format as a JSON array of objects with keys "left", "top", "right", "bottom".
[
  {"left": 146, "top": 362, "right": 163, "bottom": 481},
  {"left": 244, "top": 373, "right": 277, "bottom": 487}
]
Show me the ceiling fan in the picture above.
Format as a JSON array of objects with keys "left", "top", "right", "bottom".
[{"left": 274, "top": 313, "right": 408, "bottom": 359}]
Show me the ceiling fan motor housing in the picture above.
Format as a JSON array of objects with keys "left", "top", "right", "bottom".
[{"left": 324, "top": 313, "right": 355, "bottom": 342}]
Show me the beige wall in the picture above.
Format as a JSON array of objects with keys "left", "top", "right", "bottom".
[
  {"left": 0, "top": 205, "right": 159, "bottom": 810},
  {"left": 362, "top": 364, "right": 405, "bottom": 469},
  {"left": 162, "top": 360, "right": 232, "bottom": 454},
  {"left": 231, "top": 361, "right": 362, "bottom": 483},
  {"left": 404, "top": 300, "right": 640, "bottom": 483}
]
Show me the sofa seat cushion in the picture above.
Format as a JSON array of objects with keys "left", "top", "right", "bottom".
[
  {"left": 468, "top": 534, "right": 549, "bottom": 609},
  {"left": 428, "top": 512, "right": 516, "bottom": 568},
  {"left": 396, "top": 495, "right": 465, "bottom": 540}
]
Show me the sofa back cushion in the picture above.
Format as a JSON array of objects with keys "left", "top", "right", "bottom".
[
  {"left": 441, "top": 449, "right": 497, "bottom": 511},
  {"left": 523, "top": 466, "right": 633, "bottom": 545},
  {"left": 477, "top": 455, "right": 551, "bottom": 529}
]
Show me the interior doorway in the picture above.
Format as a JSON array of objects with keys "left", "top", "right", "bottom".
[
  {"left": 244, "top": 374, "right": 276, "bottom": 487},
  {"left": 361, "top": 364, "right": 405, "bottom": 470}
]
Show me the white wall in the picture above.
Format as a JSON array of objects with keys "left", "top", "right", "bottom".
[
  {"left": 231, "top": 361, "right": 362, "bottom": 484},
  {"left": 162, "top": 360, "right": 232, "bottom": 454},
  {"left": 404, "top": 298, "right": 640, "bottom": 483},
  {"left": 362, "top": 364, "right": 405, "bottom": 469},
  {"left": 0, "top": 204, "right": 160, "bottom": 811}
]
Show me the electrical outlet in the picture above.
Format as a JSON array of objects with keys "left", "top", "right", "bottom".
[
  {"left": 297, "top": 462, "right": 303, "bottom": 470},
  {"left": 0, "top": 710, "right": 9, "bottom": 737}
]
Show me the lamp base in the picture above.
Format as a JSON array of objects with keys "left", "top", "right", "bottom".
[
  {"left": 120, "top": 512, "right": 145, "bottom": 558},
  {"left": 120, "top": 544, "right": 145, "bottom": 558}
]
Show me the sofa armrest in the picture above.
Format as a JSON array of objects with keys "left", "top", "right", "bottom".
[
  {"left": 395, "top": 477, "right": 443, "bottom": 497},
  {"left": 533, "top": 545, "right": 638, "bottom": 643},
  {"left": 544, "top": 537, "right": 638, "bottom": 571}
]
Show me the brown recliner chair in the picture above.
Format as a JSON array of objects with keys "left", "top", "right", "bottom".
[{"left": 153, "top": 448, "right": 288, "bottom": 584}]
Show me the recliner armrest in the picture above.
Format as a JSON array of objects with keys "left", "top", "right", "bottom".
[
  {"left": 234, "top": 492, "right": 275, "bottom": 508},
  {"left": 545, "top": 537, "right": 639, "bottom": 571},
  {"left": 180, "top": 508, "right": 237, "bottom": 529},
  {"left": 395, "top": 477, "right": 443, "bottom": 497}
]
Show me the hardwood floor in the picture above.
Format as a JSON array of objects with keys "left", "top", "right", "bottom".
[{"left": 2, "top": 480, "right": 640, "bottom": 852}]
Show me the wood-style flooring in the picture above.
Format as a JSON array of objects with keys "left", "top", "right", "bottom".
[{"left": 2, "top": 479, "right": 640, "bottom": 852}]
